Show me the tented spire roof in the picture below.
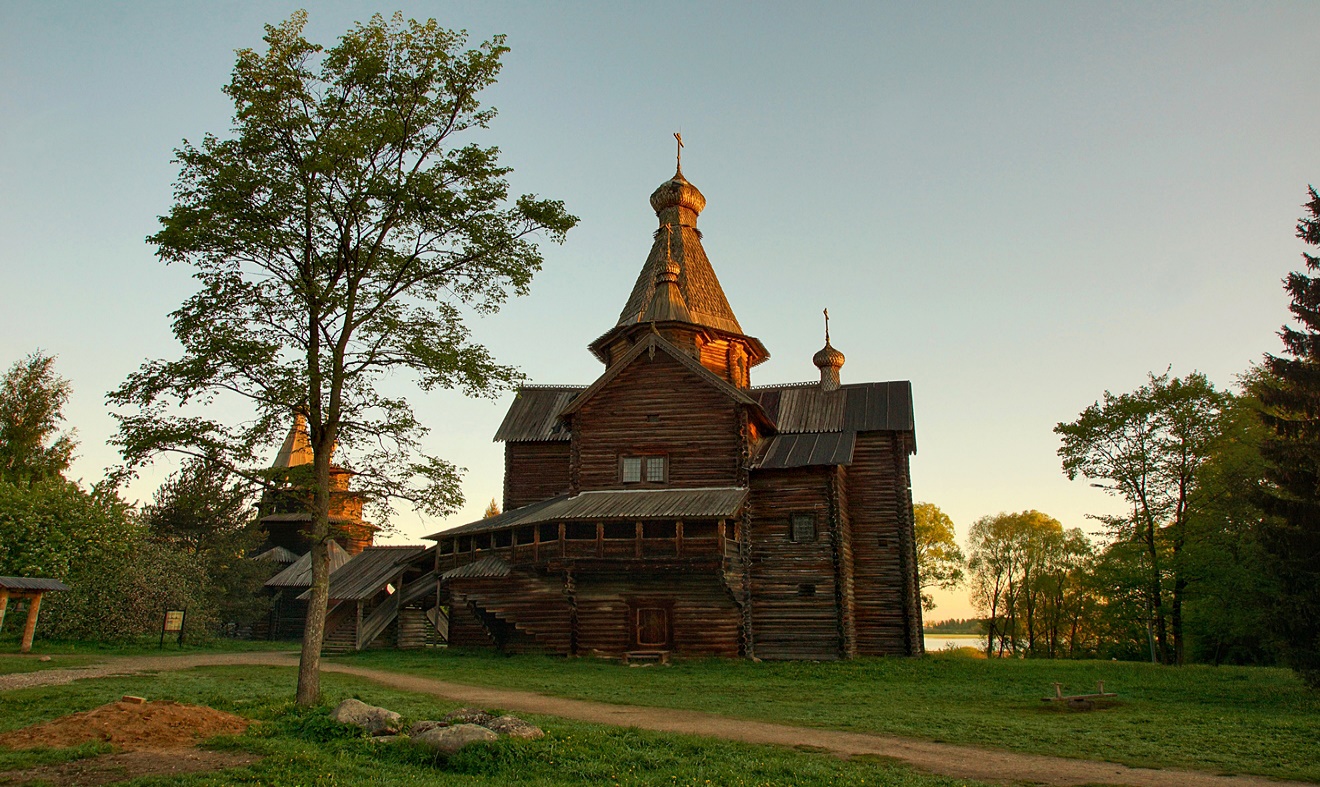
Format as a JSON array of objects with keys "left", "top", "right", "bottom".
[
  {"left": 615, "top": 170, "right": 743, "bottom": 335},
  {"left": 271, "top": 414, "right": 314, "bottom": 468}
]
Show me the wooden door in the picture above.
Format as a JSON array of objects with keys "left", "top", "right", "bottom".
[{"left": 635, "top": 606, "right": 669, "bottom": 648}]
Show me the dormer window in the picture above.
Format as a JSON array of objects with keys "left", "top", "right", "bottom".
[{"left": 621, "top": 454, "right": 667, "bottom": 484}]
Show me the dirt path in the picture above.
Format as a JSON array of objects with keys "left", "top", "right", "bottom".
[{"left": 0, "top": 651, "right": 1309, "bottom": 787}]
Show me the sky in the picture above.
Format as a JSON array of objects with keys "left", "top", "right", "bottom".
[{"left": 2, "top": 1, "right": 1318, "bottom": 618}]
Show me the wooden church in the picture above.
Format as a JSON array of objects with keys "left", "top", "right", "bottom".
[{"left": 428, "top": 158, "right": 922, "bottom": 660}]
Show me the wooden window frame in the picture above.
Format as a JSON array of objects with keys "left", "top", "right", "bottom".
[
  {"left": 619, "top": 452, "right": 669, "bottom": 485},
  {"left": 789, "top": 512, "right": 817, "bottom": 543}
]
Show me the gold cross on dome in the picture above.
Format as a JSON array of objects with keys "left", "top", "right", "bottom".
[{"left": 674, "top": 132, "right": 684, "bottom": 173}]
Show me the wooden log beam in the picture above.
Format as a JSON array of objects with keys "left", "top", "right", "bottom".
[
  {"left": 0, "top": 588, "right": 9, "bottom": 635},
  {"left": 20, "top": 592, "right": 43, "bottom": 653}
]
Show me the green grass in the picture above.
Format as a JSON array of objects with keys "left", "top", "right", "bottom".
[
  {"left": 0, "top": 665, "right": 985, "bottom": 786},
  {"left": 335, "top": 648, "right": 1320, "bottom": 783}
]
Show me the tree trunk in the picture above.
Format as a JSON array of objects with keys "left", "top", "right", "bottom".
[{"left": 295, "top": 439, "right": 334, "bottom": 705}]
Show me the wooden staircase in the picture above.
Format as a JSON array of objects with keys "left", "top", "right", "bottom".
[{"left": 455, "top": 574, "right": 572, "bottom": 653}]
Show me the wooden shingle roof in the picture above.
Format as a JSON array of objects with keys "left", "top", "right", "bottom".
[
  {"left": 752, "top": 432, "right": 856, "bottom": 469},
  {"left": 0, "top": 576, "right": 69, "bottom": 592},
  {"left": 426, "top": 487, "right": 748, "bottom": 540},
  {"left": 298, "top": 545, "right": 426, "bottom": 601},
  {"left": 264, "top": 541, "right": 353, "bottom": 589},
  {"left": 493, "top": 386, "right": 583, "bottom": 442}
]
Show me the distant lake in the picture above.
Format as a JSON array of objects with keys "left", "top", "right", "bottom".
[{"left": 923, "top": 633, "right": 984, "bottom": 652}]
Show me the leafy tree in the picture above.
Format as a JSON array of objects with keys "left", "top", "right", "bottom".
[
  {"left": 967, "top": 510, "right": 1084, "bottom": 657},
  {"left": 912, "top": 502, "right": 964, "bottom": 612},
  {"left": 1055, "top": 371, "right": 1228, "bottom": 664},
  {"left": 142, "top": 458, "right": 268, "bottom": 630},
  {"left": 0, "top": 351, "right": 75, "bottom": 485},
  {"left": 483, "top": 498, "right": 501, "bottom": 519},
  {"left": 110, "top": 12, "right": 576, "bottom": 703},
  {"left": 1257, "top": 186, "right": 1320, "bottom": 687}
]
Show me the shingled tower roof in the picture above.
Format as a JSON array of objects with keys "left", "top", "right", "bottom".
[{"left": 615, "top": 170, "right": 743, "bottom": 335}]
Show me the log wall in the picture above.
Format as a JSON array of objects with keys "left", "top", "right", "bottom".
[
  {"left": 847, "top": 432, "right": 918, "bottom": 655},
  {"left": 747, "top": 466, "right": 843, "bottom": 660},
  {"left": 504, "top": 442, "right": 572, "bottom": 510},
  {"left": 572, "top": 351, "right": 744, "bottom": 492}
]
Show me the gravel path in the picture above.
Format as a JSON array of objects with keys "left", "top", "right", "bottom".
[{"left": 1, "top": 651, "right": 1309, "bottom": 787}]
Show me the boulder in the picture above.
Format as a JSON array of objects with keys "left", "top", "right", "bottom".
[
  {"left": 443, "top": 707, "right": 494, "bottom": 726},
  {"left": 408, "top": 720, "right": 448, "bottom": 736},
  {"left": 414, "top": 723, "right": 497, "bottom": 754},
  {"left": 484, "top": 715, "right": 544, "bottom": 740},
  {"left": 330, "top": 698, "right": 402, "bottom": 735}
]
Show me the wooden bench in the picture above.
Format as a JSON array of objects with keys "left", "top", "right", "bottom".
[
  {"left": 622, "top": 650, "right": 671, "bottom": 665},
  {"left": 1042, "top": 681, "right": 1117, "bottom": 707}
]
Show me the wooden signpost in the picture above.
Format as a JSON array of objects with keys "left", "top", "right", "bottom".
[{"left": 160, "top": 608, "right": 187, "bottom": 648}]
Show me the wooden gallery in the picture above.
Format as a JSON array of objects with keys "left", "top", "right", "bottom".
[{"left": 429, "top": 163, "right": 922, "bottom": 661}]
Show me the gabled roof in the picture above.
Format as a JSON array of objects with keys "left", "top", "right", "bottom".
[
  {"left": 561, "top": 333, "right": 766, "bottom": 423},
  {"left": 752, "top": 432, "right": 856, "bottom": 469},
  {"left": 493, "top": 386, "right": 583, "bottom": 443},
  {"left": 425, "top": 486, "right": 748, "bottom": 540},
  {"left": 272, "top": 414, "right": 315, "bottom": 468},
  {"left": 751, "top": 381, "right": 915, "bottom": 435},
  {"left": 264, "top": 540, "right": 353, "bottom": 589},
  {"left": 298, "top": 545, "right": 427, "bottom": 601}
]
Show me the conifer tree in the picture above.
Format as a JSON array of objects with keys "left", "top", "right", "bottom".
[{"left": 1258, "top": 186, "right": 1320, "bottom": 687}]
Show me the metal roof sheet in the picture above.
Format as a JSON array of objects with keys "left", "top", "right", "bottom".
[
  {"left": 493, "top": 386, "right": 583, "bottom": 442},
  {"left": 264, "top": 541, "right": 353, "bottom": 589},
  {"left": 426, "top": 486, "right": 748, "bottom": 540},
  {"left": 752, "top": 432, "right": 856, "bottom": 469},
  {"left": 751, "top": 381, "right": 915, "bottom": 434},
  {"left": 0, "top": 576, "right": 70, "bottom": 592},
  {"left": 299, "top": 545, "right": 427, "bottom": 601},
  {"left": 441, "top": 555, "right": 512, "bottom": 581}
]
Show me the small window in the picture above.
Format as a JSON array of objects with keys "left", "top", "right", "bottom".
[
  {"left": 515, "top": 526, "right": 535, "bottom": 545},
  {"left": 798, "top": 583, "right": 817, "bottom": 597},
  {"left": 538, "top": 523, "right": 559, "bottom": 542},
  {"left": 645, "top": 456, "right": 667, "bottom": 482},
  {"left": 790, "top": 513, "right": 816, "bottom": 543},
  {"left": 646, "top": 414, "right": 661, "bottom": 424},
  {"left": 621, "top": 456, "right": 643, "bottom": 483},
  {"left": 877, "top": 536, "right": 890, "bottom": 549},
  {"left": 493, "top": 530, "right": 512, "bottom": 548}
]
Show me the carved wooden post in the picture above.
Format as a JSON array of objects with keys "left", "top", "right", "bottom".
[
  {"left": 20, "top": 593, "right": 42, "bottom": 653},
  {"left": 0, "top": 588, "right": 9, "bottom": 634}
]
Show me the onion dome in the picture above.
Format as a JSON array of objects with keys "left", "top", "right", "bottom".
[
  {"left": 642, "top": 247, "right": 693, "bottom": 323},
  {"left": 814, "top": 310, "right": 845, "bottom": 391},
  {"left": 650, "top": 169, "right": 706, "bottom": 226}
]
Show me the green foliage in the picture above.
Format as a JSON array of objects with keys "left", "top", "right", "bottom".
[
  {"left": 142, "top": 458, "right": 269, "bottom": 631},
  {"left": 109, "top": 10, "right": 578, "bottom": 524},
  {"left": 912, "top": 502, "right": 964, "bottom": 612},
  {"left": 1055, "top": 371, "right": 1229, "bottom": 664},
  {"left": 0, "top": 351, "right": 75, "bottom": 486},
  {"left": 966, "top": 510, "right": 1092, "bottom": 658},
  {"left": 1257, "top": 186, "right": 1320, "bottom": 687},
  {"left": 0, "top": 477, "right": 216, "bottom": 642}
]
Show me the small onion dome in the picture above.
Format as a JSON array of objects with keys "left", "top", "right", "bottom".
[
  {"left": 650, "top": 170, "right": 707, "bottom": 221},
  {"left": 642, "top": 256, "right": 692, "bottom": 323},
  {"left": 814, "top": 339, "right": 845, "bottom": 392},
  {"left": 813, "top": 341, "right": 845, "bottom": 369}
]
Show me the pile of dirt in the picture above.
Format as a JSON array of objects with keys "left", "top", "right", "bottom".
[{"left": 0, "top": 700, "right": 251, "bottom": 752}]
